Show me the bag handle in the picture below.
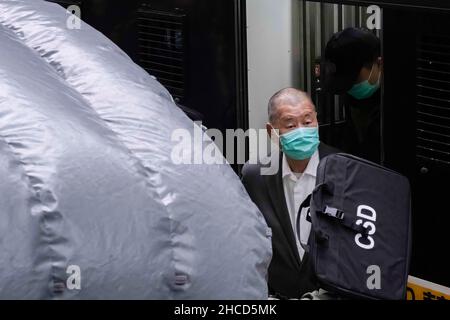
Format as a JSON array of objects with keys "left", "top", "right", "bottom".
[
  {"left": 295, "top": 183, "right": 329, "bottom": 254},
  {"left": 296, "top": 193, "right": 312, "bottom": 254},
  {"left": 296, "top": 184, "right": 370, "bottom": 252}
]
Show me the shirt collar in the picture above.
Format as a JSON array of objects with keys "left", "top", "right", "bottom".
[{"left": 282, "top": 150, "right": 320, "bottom": 180}]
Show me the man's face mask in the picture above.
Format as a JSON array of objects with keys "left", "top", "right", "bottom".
[
  {"left": 347, "top": 63, "right": 381, "bottom": 100},
  {"left": 272, "top": 126, "right": 320, "bottom": 160}
]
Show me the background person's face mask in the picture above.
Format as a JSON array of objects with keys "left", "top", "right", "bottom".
[
  {"left": 273, "top": 126, "right": 320, "bottom": 160},
  {"left": 347, "top": 63, "right": 381, "bottom": 100}
]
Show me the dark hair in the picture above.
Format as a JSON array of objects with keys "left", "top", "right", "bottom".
[{"left": 321, "top": 28, "right": 380, "bottom": 94}]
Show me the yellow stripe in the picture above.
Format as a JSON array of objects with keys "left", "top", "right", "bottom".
[{"left": 407, "top": 276, "right": 450, "bottom": 300}]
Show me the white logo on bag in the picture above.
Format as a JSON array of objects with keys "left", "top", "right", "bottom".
[
  {"left": 66, "top": 265, "right": 81, "bottom": 290},
  {"left": 366, "top": 265, "right": 381, "bottom": 290},
  {"left": 355, "top": 205, "right": 377, "bottom": 250}
]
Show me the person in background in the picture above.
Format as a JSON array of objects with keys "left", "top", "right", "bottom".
[{"left": 321, "top": 27, "right": 382, "bottom": 163}]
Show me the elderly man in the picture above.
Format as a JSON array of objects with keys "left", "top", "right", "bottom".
[{"left": 242, "top": 88, "right": 338, "bottom": 299}]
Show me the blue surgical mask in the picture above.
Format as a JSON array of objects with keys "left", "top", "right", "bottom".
[
  {"left": 273, "top": 126, "right": 320, "bottom": 160},
  {"left": 347, "top": 64, "right": 381, "bottom": 100}
]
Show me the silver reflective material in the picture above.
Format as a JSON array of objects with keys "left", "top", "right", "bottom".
[{"left": 0, "top": 0, "right": 271, "bottom": 299}]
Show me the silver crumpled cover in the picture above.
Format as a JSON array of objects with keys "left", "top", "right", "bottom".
[{"left": 0, "top": 0, "right": 271, "bottom": 299}]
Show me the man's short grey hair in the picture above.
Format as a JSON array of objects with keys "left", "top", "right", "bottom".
[{"left": 268, "top": 88, "right": 314, "bottom": 123}]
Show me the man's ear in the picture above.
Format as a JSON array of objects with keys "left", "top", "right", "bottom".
[{"left": 266, "top": 123, "right": 273, "bottom": 139}]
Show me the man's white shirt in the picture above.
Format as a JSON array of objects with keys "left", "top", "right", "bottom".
[{"left": 282, "top": 150, "right": 319, "bottom": 260}]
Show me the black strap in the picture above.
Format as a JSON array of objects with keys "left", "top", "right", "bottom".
[
  {"left": 339, "top": 216, "right": 370, "bottom": 236},
  {"left": 296, "top": 194, "right": 312, "bottom": 254},
  {"left": 316, "top": 205, "right": 369, "bottom": 235},
  {"left": 298, "top": 194, "right": 312, "bottom": 215}
]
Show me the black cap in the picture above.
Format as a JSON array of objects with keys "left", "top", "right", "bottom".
[{"left": 321, "top": 28, "right": 380, "bottom": 94}]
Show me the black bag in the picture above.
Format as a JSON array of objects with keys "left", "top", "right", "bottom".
[{"left": 297, "top": 153, "right": 412, "bottom": 300}]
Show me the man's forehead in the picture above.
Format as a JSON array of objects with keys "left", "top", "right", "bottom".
[{"left": 276, "top": 102, "right": 316, "bottom": 117}]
